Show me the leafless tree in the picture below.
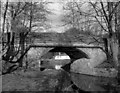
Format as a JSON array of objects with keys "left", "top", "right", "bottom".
[{"left": 62, "top": 1, "right": 120, "bottom": 69}]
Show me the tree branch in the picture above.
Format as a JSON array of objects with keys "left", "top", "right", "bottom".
[
  {"left": 17, "top": 3, "right": 28, "bottom": 15},
  {"left": 110, "top": 2, "right": 120, "bottom": 20},
  {"left": 100, "top": 2, "right": 109, "bottom": 23},
  {"left": 94, "top": 16, "right": 108, "bottom": 32}
]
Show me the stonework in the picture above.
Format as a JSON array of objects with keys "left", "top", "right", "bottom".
[
  {"left": 27, "top": 47, "right": 118, "bottom": 77},
  {"left": 77, "top": 48, "right": 107, "bottom": 68},
  {"left": 71, "top": 58, "right": 118, "bottom": 77},
  {"left": 70, "top": 48, "right": 118, "bottom": 77}
]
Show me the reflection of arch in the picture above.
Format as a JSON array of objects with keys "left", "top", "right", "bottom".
[
  {"left": 42, "top": 47, "right": 89, "bottom": 61},
  {"left": 40, "top": 47, "right": 89, "bottom": 71}
]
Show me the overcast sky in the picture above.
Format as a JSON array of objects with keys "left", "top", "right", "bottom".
[
  {"left": 1, "top": 0, "right": 116, "bottom": 33},
  {"left": 47, "top": 1, "right": 65, "bottom": 33},
  {"left": 46, "top": 0, "right": 88, "bottom": 33}
]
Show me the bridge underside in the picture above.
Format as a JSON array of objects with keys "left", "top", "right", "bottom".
[{"left": 41, "top": 47, "right": 89, "bottom": 61}]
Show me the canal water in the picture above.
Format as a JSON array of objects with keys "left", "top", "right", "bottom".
[
  {"left": 37, "top": 54, "right": 120, "bottom": 92},
  {"left": 33, "top": 69, "right": 120, "bottom": 92}
]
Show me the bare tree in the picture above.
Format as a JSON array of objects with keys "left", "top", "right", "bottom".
[
  {"left": 2, "top": 1, "right": 51, "bottom": 74},
  {"left": 62, "top": 1, "right": 120, "bottom": 69},
  {"left": 2, "top": 0, "right": 9, "bottom": 50},
  {"left": 90, "top": 1, "right": 120, "bottom": 68}
]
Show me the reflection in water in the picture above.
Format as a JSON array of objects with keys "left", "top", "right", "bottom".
[
  {"left": 38, "top": 58, "right": 120, "bottom": 92},
  {"left": 71, "top": 72, "right": 119, "bottom": 92},
  {"left": 45, "top": 70, "right": 119, "bottom": 92},
  {"left": 39, "top": 50, "right": 120, "bottom": 92}
]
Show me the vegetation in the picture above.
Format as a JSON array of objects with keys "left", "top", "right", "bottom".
[
  {"left": 1, "top": 1, "right": 51, "bottom": 74},
  {"left": 62, "top": 1, "right": 120, "bottom": 69},
  {"left": 1, "top": 1, "right": 120, "bottom": 75}
]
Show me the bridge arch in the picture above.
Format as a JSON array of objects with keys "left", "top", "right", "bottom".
[
  {"left": 41, "top": 47, "right": 89, "bottom": 61},
  {"left": 39, "top": 47, "right": 90, "bottom": 71}
]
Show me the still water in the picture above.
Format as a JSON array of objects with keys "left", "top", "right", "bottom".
[
  {"left": 34, "top": 69, "right": 120, "bottom": 92},
  {"left": 38, "top": 56, "right": 120, "bottom": 92}
]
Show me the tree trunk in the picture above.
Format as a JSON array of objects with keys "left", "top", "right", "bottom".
[
  {"left": 103, "top": 38, "right": 110, "bottom": 60},
  {"left": 7, "top": 32, "right": 11, "bottom": 45},
  {"left": 2, "top": 0, "right": 9, "bottom": 50},
  {"left": 19, "top": 32, "right": 25, "bottom": 67},
  {"left": 109, "top": 36, "right": 119, "bottom": 68},
  {"left": 9, "top": 32, "right": 15, "bottom": 60},
  {"left": 107, "top": 2, "right": 119, "bottom": 69}
]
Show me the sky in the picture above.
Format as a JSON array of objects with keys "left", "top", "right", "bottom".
[
  {"left": 47, "top": 1, "right": 66, "bottom": 33},
  {"left": 0, "top": 0, "right": 99, "bottom": 33},
  {"left": 1, "top": 0, "right": 84, "bottom": 33},
  {"left": 1, "top": 0, "right": 66, "bottom": 33},
  {"left": 46, "top": 0, "right": 89, "bottom": 33},
  {"left": 1, "top": 0, "right": 117, "bottom": 33}
]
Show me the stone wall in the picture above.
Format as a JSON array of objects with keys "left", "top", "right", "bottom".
[
  {"left": 70, "top": 48, "right": 118, "bottom": 77},
  {"left": 77, "top": 48, "right": 107, "bottom": 68}
]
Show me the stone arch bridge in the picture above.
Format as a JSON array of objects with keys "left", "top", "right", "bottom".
[{"left": 28, "top": 43, "right": 106, "bottom": 69}]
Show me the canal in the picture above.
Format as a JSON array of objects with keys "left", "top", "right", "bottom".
[
  {"left": 36, "top": 52, "right": 120, "bottom": 92},
  {"left": 2, "top": 52, "right": 120, "bottom": 92},
  {"left": 29, "top": 69, "right": 120, "bottom": 92}
]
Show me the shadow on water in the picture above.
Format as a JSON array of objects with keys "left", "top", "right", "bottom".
[
  {"left": 71, "top": 72, "right": 120, "bottom": 92},
  {"left": 51, "top": 70, "right": 120, "bottom": 93},
  {"left": 39, "top": 60, "right": 120, "bottom": 92},
  {"left": 2, "top": 68, "right": 120, "bottom": 93},
  {"left": 59, "top": 58, "right": 120, "bottom": 92}
]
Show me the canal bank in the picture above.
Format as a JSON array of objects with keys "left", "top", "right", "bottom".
[{"left": 2, "top": 69, "right": 120, "bottom": 92}]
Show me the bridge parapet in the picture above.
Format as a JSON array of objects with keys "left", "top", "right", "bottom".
[
  {"left": 32, "top": 42, "right": 99, "bottom": 46},
  {"left": 30, "top": 42, "right": 104, "bottom": 50}
]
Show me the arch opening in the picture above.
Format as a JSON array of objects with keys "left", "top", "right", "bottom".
[
  {"left": 49, "top": 47, "right": 89, "bottom": 61},
  {"left": 40, "top": 47, "right": 89, "bottom": 71}
]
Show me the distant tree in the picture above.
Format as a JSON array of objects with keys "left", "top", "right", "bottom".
[
  {"left": 62, "top": 2, "right": 103, "bottom": 44},
  {"left": 2, "top": 1, "right": 52, "bottom": 74},
  {"left": 62, "top": 1, "right": 120, "bottom": 68}
]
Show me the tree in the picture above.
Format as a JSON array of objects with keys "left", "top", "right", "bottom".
[
  {"left": 62, "top": 1, "right": 120, "bottom": 69},
  {"left": 2, "top": 1, "right": 52, "bottom": 74},
  {"left": 90, "top": 1, "right": 120, "bottom": 68},
  {"left": 1, "top": 0, "right": 9, "bottom": 50}
]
